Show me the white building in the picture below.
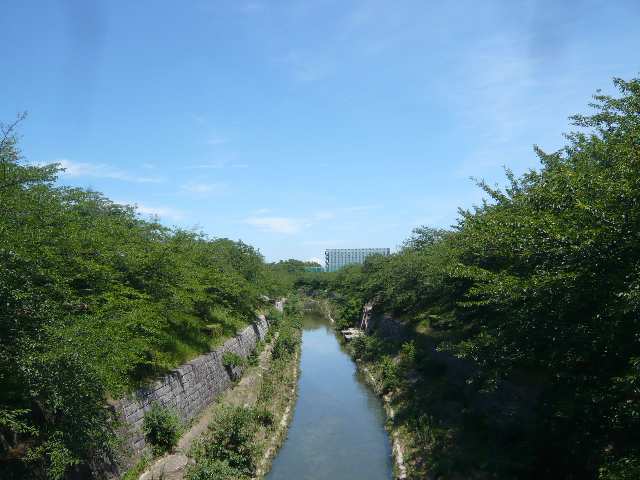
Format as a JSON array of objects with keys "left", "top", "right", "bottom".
[{"left": 324, "top": 248, "right": 390, "bottom": 272}]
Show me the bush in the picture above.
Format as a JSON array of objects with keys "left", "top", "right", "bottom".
[
  {"left": 399, "top": 340, "right": 416, "bottom": 373},
  {"left": 142, "top": 404, "right": 181, "bottom": 454},
  {"left": 266, "top": 308, "right": 283, "bottom": 328},
  {"left": 254, "top": 407, "right": 274, "bottom": 428},
  {"left": 246, "top": 347, "right": 260, "bottom": 367},
  {"left": 193, "top": 406, "right": 259, "bottom": 475},
  {"left": 186, "top": 458, "right": 246, "bottom": 480},
  {"left": 272, "top": 331, "right": 297, "bottom": 360},
  {"left": 379, "top": 355, "right": 400, "bottom": 393},
  {"left": 350, "top": 335, "right": 367, "bottom": 358},
  {"left": 221, "top": 352, "right": 246, "bottom": 369}
]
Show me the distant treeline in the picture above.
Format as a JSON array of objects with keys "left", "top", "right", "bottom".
[
  {"left": 298, "top": 78, "right": 640, "bottom": 479},
  {"left": 0, "top": 120, "right": 287, "bottom": 479}
]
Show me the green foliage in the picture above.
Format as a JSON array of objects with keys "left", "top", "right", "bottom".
[
  {"left": 350, "top": 335, "right": 368, "bottom": 359},
  {"left": 296, "top": 77, "right": 640, "bottom": 478},
  {"left": 186, "top": 459, "right": 247, "bottom": 480},
  {"left": 350, "top": 334, "right": 385, "bottom": 362},
  {"left": 378, "top": 355, "right": 400, "bottom": 393},
  {"left": 266, "top": 259, "right": 323, "bottom": 293},
  {"left": 142, "top": 404, "right": 181, "bottom": 454},
  {"left": 272, "top": 331, "right": 297, "bottom": 360},
  {"left": 398, "top": 341, "right": 417, "bottom": 373},
  {"left": 598, "top": 454, "right": 640, "bottom": 480},
  {"left": 192, "top": 406, "right": 260, "bottom": 476},
  {"left": 0, "top": 116, "right": 285, "bottom": 478},
  {"left": 266, "top": 306, "right": 283, "bottom": 329},
  {"left": 121, "top": 455, "right": 150, "bottom": 480},
  {"left": 254, "top": 407, "right": 275, "bottom": 428},
  {"left": 222, "top": 352, "right": 246, "bottom": 369}
]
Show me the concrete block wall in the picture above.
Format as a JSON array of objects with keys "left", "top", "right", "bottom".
[{"left": 114, "top": 315, "right": 270, "bottom": 461}]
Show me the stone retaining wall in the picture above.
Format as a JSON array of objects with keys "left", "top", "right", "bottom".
[{"left": 114, "top": 315, "right": 270, "bottom": 466}]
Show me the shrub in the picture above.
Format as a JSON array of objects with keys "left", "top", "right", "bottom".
[
  {"left": 186, "top": 458, "right": 246, "bottom": 480},
  {"left": 142, "top": 404, "right": 181, "bottom": 454},
  {"left": 221, "top": 352, "right": 246, "bottom": 369},
  {"left": 379, "top": 355, "right": 400, "bottom": 393},
  {"left": 363, "top": 335, "right": 385, "bottom": 362},
  {"left": 247, "top": 339, "right": 265, "bottom": 367},
  {"left": 350, "top": 335, "right": 367, "bottom": 358},
  {"left": 266, "top": 308, "right": 283, "bottom": 328},
  {"left": 399, "top": 340, "right": 417, "bottom": 373},
  {"left": 254, "top": 407, "right": 274, "bottom": 428},
  {"left": 193, "top": 406, "right": 259, "bottom": 475},
  {"left": 272, "top": 331, "right": 297, "bottom": 360}
]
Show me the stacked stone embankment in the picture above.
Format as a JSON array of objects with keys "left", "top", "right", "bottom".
[{"left": 115, "top": 315, "right": 269, "bottom": 463}]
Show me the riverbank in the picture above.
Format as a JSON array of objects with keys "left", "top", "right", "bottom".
[
  {"left": 182, "top": 299, "right": 303, "bottom": 480},
  {"left": 117, "top": 299, "right": 302, "bottom": 480},
  {"left": 337, "top": 331, "right": 409, "bottom": 480}
]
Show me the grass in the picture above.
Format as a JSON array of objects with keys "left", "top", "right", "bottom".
[
  {"left": 121, "top": 454, "right": 151, "bottom": 480},
  {"left": 185, "top": 301, "right": 303, "bottom": 480}
]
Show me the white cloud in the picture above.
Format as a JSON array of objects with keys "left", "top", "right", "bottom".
[
  {"left": 181, "top": 182, "right": 228, "bottom": 196},
  {"left": 56, "top": 159, "right": 163, "bottom": 183},
  {"left": 244, "top": 216, "right": 307, "bottom": 234},
  {"left": 184, "top": 160, "right": 249, "bottom": 170},
  {"left": 244, "top": 209, "right": 335, "bottom": 235}
]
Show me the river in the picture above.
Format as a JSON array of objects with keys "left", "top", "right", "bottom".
[{"left": 266, "top": 310, "right": 393, "bottom": 480}]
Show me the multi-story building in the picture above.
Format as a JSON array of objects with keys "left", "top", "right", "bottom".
[{"left": 324, "top": 248, "right": 390, "bottom": 272}]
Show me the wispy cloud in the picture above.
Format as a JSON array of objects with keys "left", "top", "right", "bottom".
[
  {"left": 244, "top": 209, "right": 337, "bottom": 235},
  {"left": 184, "top": 160, "right": 249, "bottom": 170},
  {"left": 181, "top": 182, "right": 228, "bottom": 196},
  {"left": 244, "top": 216, "right": 310, "bottom": 234},
  {"left": 56, "top": 159, "right": 163, "bottom": 183}
]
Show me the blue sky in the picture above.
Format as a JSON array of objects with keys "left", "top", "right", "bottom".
[{"left": 2, "top": 1, "right": 639, "bottom": 263}]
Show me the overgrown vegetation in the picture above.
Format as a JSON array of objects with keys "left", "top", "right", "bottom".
[
  {"left": 187, "top": 298, "right": 303, "bottom": 480},
  {"left": 141, "top": 404, "right": 182, "bottom": 455},
  {"left": 222, "top": 352, "right": 246, "bottom": 369},
  {"left": 300, "top": 77, "right": 640, "bottom": 479},
  {"left": 0, "top": 116, "right": 287, "bottom": 478}
]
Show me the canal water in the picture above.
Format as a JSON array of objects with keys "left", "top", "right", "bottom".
[{"left": 266, "top": 310, "right": 393, "bottom": 480}]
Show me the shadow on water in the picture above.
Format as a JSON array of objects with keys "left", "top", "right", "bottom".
[{"left": 266, "top": 307, "right": 393, "bottom": 480}]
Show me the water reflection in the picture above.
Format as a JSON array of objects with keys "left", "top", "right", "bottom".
[{"left": 266, "top": 308, "right": 393, "bottom": 480}]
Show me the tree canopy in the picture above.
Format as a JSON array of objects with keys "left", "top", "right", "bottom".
[
  {"left": 0, "top": 118, "right": 283, "bottom": 479},
  {"left": 303, "top": 77, "right": 640, "bottom": 479}
]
